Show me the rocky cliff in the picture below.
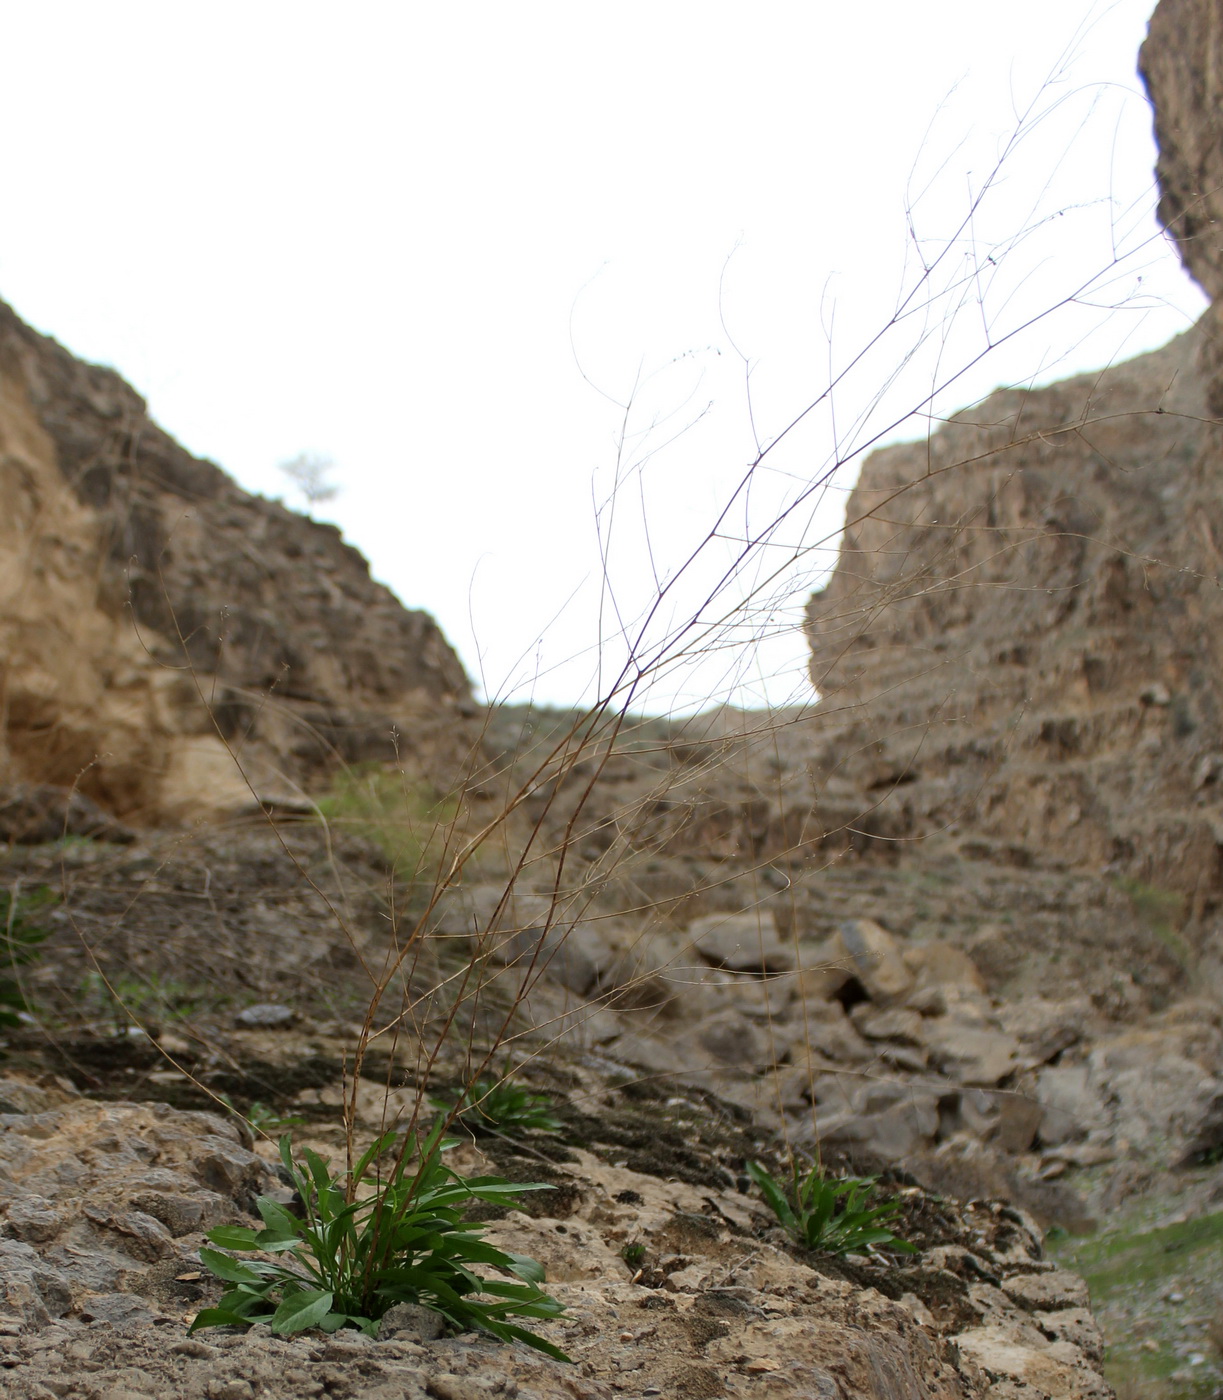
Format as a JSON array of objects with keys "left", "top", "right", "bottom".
[
  {"left": 1141, "top": 0, "right": 1223, "bottom": 311},
  {"left": 802, "top": 330, "right": 1221, "bottom": 903},
  {"left": 0, "top": 300, "right": 469, "bottom": 824},
  {"left": 802, "top": 36, "right": 1223, "bottom": 913}
]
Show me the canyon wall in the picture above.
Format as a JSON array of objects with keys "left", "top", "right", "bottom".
[
  {"left": 800, "top": 4, "right": 1223, "bottom": 910},
  {"left": 0, "top": 299, "right": 469, "bottom": 824}
]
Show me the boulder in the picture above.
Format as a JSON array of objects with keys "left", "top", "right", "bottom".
[
  {"left": 787, "top": 1011, "right": 876, "bottom": 1067},
  {"left": 903, "top": 940, "right": 987, "bottom": 993},
  {"left": 793, "top": 956, "right": 854, "bottom": 1004},
  {"left": 1036, "top": 1065, "right": 1106, "bottom": 1147},
  {"left": 0, "top": 782, "right": 134, "bottom": 844},
  {"left": 806, "top": 1088, "right": 941, "bottom": 1161},
  {"left": 851, "top": 1005, "right": 926, "bottom": 1046},
  {"left": 999, "top": 998, "right": 1089, "bottom": 1067},
  {"left": 830, "top": 919, "right": 914, "bottom": 1004},
  {"left": 905, "top": 984, "right": 948, "bottom": 1016},
  {"left": 694, "top": 1012, "right": 775, "bottom": 1068},
  {"left": 687, "top": 911, "right": 795, "bottom": 975},
  {"left": 994, "top": 1091, "right": 1045, "bottom": 1153},
  {"left": 925, "top": 1022, "right": 1020, "bottom": 1087},
  {"left": 426, "top": 885, "right": 614, "bottom": 995},
  {"left": 1090, "top": 1030, "right": 1223, "bottom": 1157},
  {"left": 427, "top": 883, "right": 553, "bottom": 943}
]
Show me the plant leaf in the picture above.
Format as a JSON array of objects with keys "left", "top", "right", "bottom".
[
  {"left": 206, "top": 1226, "right": 262, "bottom": 1251},
  {"left": 189, "top": 1307, "right": 259, "bottom": 1333},
  {"left": 471, "top": 1313, "right": 571, "bottom": 1362},
  {"left": 199, "top": 1248, "right": 263, "bottom": 1285},
  {"left": 500, "top": 1250, "right": 546, "bottom": 1284},
  {"left": 269, "top": 1288, "right": 335, "bottom": 1335},
  {"left": 747, "top": 1161, "right": 797, "bottom": 1233},
  {"left": 352, "top": 1129, "right": 399, "bottom": 1185},
  {"left": 256, "top": 1197, "right": 301, "bottom": 1238}
]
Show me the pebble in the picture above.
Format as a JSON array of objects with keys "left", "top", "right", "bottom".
[{"left": 233, "top": 1003, "right": 295, "bottom": 1028}]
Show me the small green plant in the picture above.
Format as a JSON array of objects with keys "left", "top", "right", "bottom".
[
  {"left": 79, "top": 970, "right": 207, "bottom": 1033},
  {"left": 434, "top": 1076, "right": 563, "bottom": 1138},
  {"left": 216, "top": 1093, "right": 306, "bottom": 1134},
  {"left": 0, "top": 886, "right": 57, "bottom": 1028},
  {"left": 620, "top": 1241, "right": 647, "bottom": 1268},
  {"left": 747, "top": 1158, "right": 916, "bottom": 1256},
  {"left": 191, "top": 1125, "right": 569, "bottom": 1358},
  {"left": 316, "top": 765, "right": 456, "bottom": 881},
  {"left": 1115, "top": 877, "right": 1192, "bottom": 969}
]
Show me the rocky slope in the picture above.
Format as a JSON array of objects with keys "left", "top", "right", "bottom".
[
  {"left": 0, "top": 1024, "right": 1110, "bottom": 1400},
  {"left": 0, "top": 299, "right": 470, "bottom": 825}
]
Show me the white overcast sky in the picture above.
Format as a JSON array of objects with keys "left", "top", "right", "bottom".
[{"left": 0, "top": 1, "right": 1206, "bottom": 714}]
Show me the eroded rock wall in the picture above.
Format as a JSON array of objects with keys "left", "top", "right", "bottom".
[
  {"left": 799, "top": 6, "right": 1223, "bottom": 905},
  {"left": 802, "top": 330, "right": 1223, "bottom": 900},
  {"left": 1141, "top": 0, "right": 1223, "bottom": 306},
  {"left": 0, "top": 299, "right": 469, "bottom": 823}
]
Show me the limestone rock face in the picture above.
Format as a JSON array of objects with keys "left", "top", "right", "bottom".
[
  {"left": 802, "top": 301, "right": 1223, "bottom": 902},
  {"left": 793, "top": 0, "right": 1223, "bottom": 908},
  {"left": 1141, "top": 0, "right": 1223, "bottom": 303},
  {"left": 0, "top": 299, "right": 469, "bottom": 823},
  {"left": 0, "top": 1077, "right": 1110, "bottom": 1400}
]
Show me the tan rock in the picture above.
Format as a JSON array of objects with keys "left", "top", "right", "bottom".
[
  {"left": 794, "top": 958, "right": 855, "bottom": 1003},
  {"left": 693, "top": 1011, "right": 776, "bottom": 1068},
  {"left": 994, "top": 1091, "right": 1044, "bottom": 1154},
  {"left": 806, "top": 1092, "right": 941, "bottom": 1162},
  {"left": 787, "top": 1011, "right": 876, "bottom": 1066},
  {"left": 904, "top": 942, "right": 987, "bottom": 994},
  {"left": 687, "top": 910, "right": 795, "bottom": 975},
  {"left": 906, "top": 983, "right": 949, "bottom": 1016},
  {"left": 830, "top": 919, "right": 914, "bottom": 1004},
  {"left": 957, "top": 1324, "right": 1111, "bottom": 1399},
  {"left": 1034, "top": 1308, "right": 1104, "bottom": 1365},
  {"left": 1142, "top": 0, "right": 1223, "bottom": 302},
  {"left": 1036, "top": 1065, "right": 1105, "bottom": 1147},
  {"left": 851, "top": 1004, "right": 927, "bottom": 1045},
  {"left": 926, "top": 1023, "right": 1020, "bottom": 1087},
  {"left": 1002, "top": 1271, "right": 1092, "bottom": 1312},
  {"left": 0, "top": 298, "right": 469, "bottom": 826}
]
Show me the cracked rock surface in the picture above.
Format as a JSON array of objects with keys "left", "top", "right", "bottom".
[{"left": 0, "top": 1088, "right": 1110, "bottom": 1400}]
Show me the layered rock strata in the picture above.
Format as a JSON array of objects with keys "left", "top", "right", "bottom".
[
  {"left": 801, "top": 291, "right": 1221, "bottom": 905},
  {"left": 792, "top": 0, "right": 1223, "bottom": 913}
]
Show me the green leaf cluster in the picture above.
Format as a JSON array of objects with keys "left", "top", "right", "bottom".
[
  {"left": 0, "top": 886, "right": 56, "bottom": 1028},
  {"left": 216, "top": 1093, "right": 306, "bottom": 1134},
  {"left": 434, "top": 1076, "right": 563, "bottom": 1138},
  {"left": 191, "top": 1124, "right": 569, "bottom": 1359},
  {"left": 315, "top": 766, "right": 455, "bottom": 882},
  {"left": 747, "top": 1158, "right": 917, "bottom": 1256}
]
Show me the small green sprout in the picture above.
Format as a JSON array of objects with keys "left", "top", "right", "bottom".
[
  {"left": 434, "top": 1075, "right": 563, "bottom": 1138},
  {"left": 0, "top": 887, "right": 56, "bottom": 1028},
  {"left": 620, "top": 1241, "right": 647, "bottom": 1269},
  {"left": 747, "top": 1157, "right": 917, "bottom": 1257},
  {"left": 217, "top": 1093, "right": 307, "bottom": 1133}
]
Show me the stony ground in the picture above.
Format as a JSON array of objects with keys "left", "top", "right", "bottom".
[
  {"left": 0, "top": 1073, "right": 1110, "bottom": 1400},
  {"left": 3, "top": 745, "right": 1220, "bottom": 1400}
]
